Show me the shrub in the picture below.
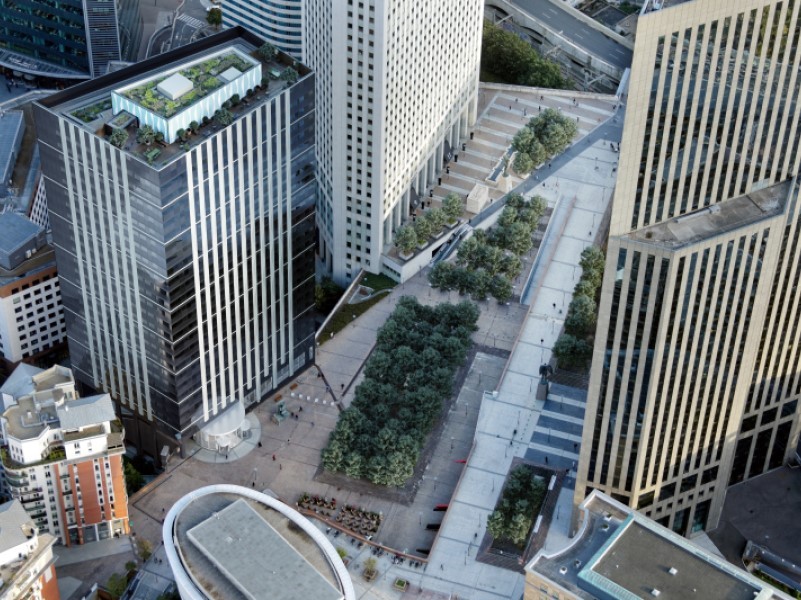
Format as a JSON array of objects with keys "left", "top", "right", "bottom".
[
  {"left": 188, "top": 120, "right": 199, "bottom": 134},
  {"left": 215, "top": 108, "right": 234, "bottom": 127},
  {"left": 136, "top": 124, "right": 156, "bottom": 145},
  {"left": 414, "top": 214, "right": 434, "bottom": 241},
  {"left": 280, "top": 67, "right": 299, "bottom": 84},
  {"left": 230, "top": 93, "right": 240, "bottom": 105},
  {"left": 176, "top": 128, "right": 187, "bottom": 142},
  {"left": 553, "top": 333, "right": 593, "bottom": 368},
  {"left": 258, "top": 42, "right": 278, "bottom": 61},
  {"left": 109, "top": 128, "right": 128, "bottom": 148}
]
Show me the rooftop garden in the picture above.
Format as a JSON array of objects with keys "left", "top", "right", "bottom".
[
  {"left": 71, "top": 98, "right": 112, "bottom": 123},
  {"left": 121, "top": 52, "right": 256, "bottom": 118}
]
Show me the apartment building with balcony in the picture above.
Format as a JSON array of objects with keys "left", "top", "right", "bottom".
[
  {"left": 0, "top": 364, "right": 128, "bottom": 545},
  {"left": 0, "top": 499, "right": 59, "bottom": 600}
]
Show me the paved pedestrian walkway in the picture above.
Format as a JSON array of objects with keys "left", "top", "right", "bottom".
[{"left": 414, "top": 139, "right": 616, "bottom": 600}]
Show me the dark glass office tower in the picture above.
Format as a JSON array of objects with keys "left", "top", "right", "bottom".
[
  {"left": 0, "top": 0, "right": 121, "bottom": 78},
  {"left": 34, "top": 28, "right": 317, "bottom": 461}
]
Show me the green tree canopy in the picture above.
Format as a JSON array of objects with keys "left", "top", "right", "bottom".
[
  {"left": 442, "top": 193, "right": 463, "bottom": 222},
  {"left": 206, "top": 7, "right": 222, "bottom": 29},
  {"left": 565, "top": 294, "right": 597, "bottom": 337},
  {"left": 394, "top": 224, "right": 418, "bottom": 255}
]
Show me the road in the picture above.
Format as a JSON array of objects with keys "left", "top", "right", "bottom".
[{"left": 508, "top": 0, "right": 633, "bottom": 70}]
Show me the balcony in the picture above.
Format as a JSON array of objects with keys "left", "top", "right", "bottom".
[
  {"left": 20, "top": 494, "right": 44, "bottom": 504},
  {"left": 5, "top": 474, "right": 30, "bottom": 488}
]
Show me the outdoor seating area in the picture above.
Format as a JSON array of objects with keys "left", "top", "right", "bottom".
[{"left": 297, "top": 493, "right": 382, "bottom": 537}]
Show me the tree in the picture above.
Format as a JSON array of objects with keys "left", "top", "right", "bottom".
[
  {"left": 123, "top": 460, "right": 144, "bottom": 494},
  {"left": 426, "top": 207, "right": 447, "bottom": 233},
  {"left": 528, "top": 108, "right": 578, "bottom": 155},
  {"left": 125, "top": 561, "right": 137, "bottom": 572},
  {"left": 553, "top": 333, "right": 592, "bottom": 368},
  {"left": 136, "top": 124, "right": 156, "bottom": 146},
  {"left": 481, "top": 21, "right": 567, "bottom": 89},
  {"left": 573, "top": 278, "right": 597, "bottom": 299},
  {"left": 505, "top": 222, "right": 534, "bottom": 256},
  {"left": 137, "top": 538, "right": 153, "bottom": 561},
  {"left": 471, "top": 269, "right": 492, "bottom": 301},
  {"left": 442, "top": 192, "right": 463, "bottom": 223},
  {"left": 176, "top": 128, "right": 187, "bottom": 142},
  {"left": 280, "top": 67, "right": 299, "bottom": 84},
  {"left": 109, "top": 128, "right": 128, "bottom": 148},
  {"left": 414, "top": 213, "right": 434, "bottom": 241},
  {"left": 315, "top": 277, "right": 344, "bottom": 313},
  {"left": 206, "top": 7, "right": 222, "bottom": 29},
  {"left": 258, "top": 42, "right": 278, "bottom": 61},
  {"left": 394, "top": 224, "right": 418, "bottom": 255},
  {"left": 565, "top": 294, "right": 597, "bottom": 337},
  {"left": 105, "top": 573, "right": 128, "bottom": 599},
  {"left": 230, "top": 93, "right": 240, "bottom": 105},
  {"left": 513, "top": 152, "right": 535, "bottom": 174},
  {"left": 428, "top": 261, "right": 456, "bottom": 290},
  {"left": 512, "top": 127, "right": 535, "bottom": 154},
  {"left": 500, "top": 254, "right": 522, "bottom": 279},
  {"left": 580, "top": 245, "right": 606, "bottom": 275},
  {"left": 490, "top": 274, "right": 513, "bottom": 302}
]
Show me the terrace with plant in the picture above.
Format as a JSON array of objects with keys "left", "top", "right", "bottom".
[{"left": 120, "top": 52, "right": 255, "bottom": 118}]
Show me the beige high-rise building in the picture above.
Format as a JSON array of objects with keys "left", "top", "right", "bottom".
[{"left": 575, "top": 0, "right": 801, "bottom": 536}]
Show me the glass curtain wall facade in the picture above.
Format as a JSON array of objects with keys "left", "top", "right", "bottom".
[
  {"left": 0, "top": 0, "right": 121, "bottom": 78},
  {"left": 575, "top": 0, "right": 801, "bottom": 536},
  {"left": 34, "top": 31, "right": 316, "bottom": 461},
  {"left": 223, "top": 0, "right": 304, "bottom": 61}
]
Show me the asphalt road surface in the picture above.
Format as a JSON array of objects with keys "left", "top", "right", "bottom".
[{"left": 509, "top": 0, "right": 633, "bottom": 70}]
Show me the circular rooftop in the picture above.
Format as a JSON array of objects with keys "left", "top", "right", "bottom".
[{"left": 163, "top": 485, "right": 355, "bottom": 600}]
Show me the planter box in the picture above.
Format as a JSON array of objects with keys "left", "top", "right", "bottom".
[
  {"left": 393, "top": 579, "right": 409, "bottom": 592},
  {"left": 398, "top": 250, "right": 414, "bottom": 261},
  {"left": 362, "top": 569, "right": 377, "bottom": 582}
]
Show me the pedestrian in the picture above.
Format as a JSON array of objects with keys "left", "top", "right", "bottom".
[
  {"left": 272, "top": 454, "right": 276, "bottom": 461},
  {"left": 440, "top": 564, "right": 444, "bottom": 571},
  {"left": 258, "top": 441, "right": 262, "bottom": 447},
  {"left": 340, "top": 383, "right": 345, "bottom": 391},
  {"left": 279, "top": 464, "right": 283, "bottom": 470},
  {"left": 251, "top": 481, "right": 255, "bottom": 487},
  {"left": 287, "top": 438, "right": 291, "bottom": 444},
  {"left": 299, "top": 406, "right": 303, "bottom": 412},
  {"left": 548, "top": 163, "right": 552, "bottom": 168},
  {"left": 545, "top": 456, "right": 549, "bottom": 464},
  {"left": 312, "top": 421, "right": 315, "bottom": 427},
  {"left": 515, "top": 98, "right": 518, "bottom": 103},
  {"left": 576, "top": 116, "right": 580, "bottom": 122}
]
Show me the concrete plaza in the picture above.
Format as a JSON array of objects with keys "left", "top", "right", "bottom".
[{"left": 123, "top": 90, "right": 621, "bottom": 599}]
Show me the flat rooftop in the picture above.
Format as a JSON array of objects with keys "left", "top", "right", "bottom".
[
  {"left": 625, "top": 180, "right": 793, "bottom": 248},
  {"left": 187, "top": 499, "right": 342, "bottom": 600},
  {"left": 174, "top": 492, "right": 344, "bottom": 600},
  {"left": 592, "top": 521, "right": 759, "bottom": 600},
  {"left": 36, "top": 27, "right": 311, "bottom": 169}
]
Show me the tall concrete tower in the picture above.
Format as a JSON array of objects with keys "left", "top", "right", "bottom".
[
  {"left": 304, "top": 0, "right": 483, "bottom": 284},
  {"left": 575, "top": 0, "right": 801, "bottom": 536}
]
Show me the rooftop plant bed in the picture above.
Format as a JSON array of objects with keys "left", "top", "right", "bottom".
[
  {"left": 121, "top": 52, "right": 255, "bottom": 118},
  {"left": 109, "top": 110, "right": 135, "bottom": 129},
  {"left": 71, "top": 98, "right": 113, "bottom": 123},
  {"left": 488, "top": 464, "right": 547, "bottom": 548}
]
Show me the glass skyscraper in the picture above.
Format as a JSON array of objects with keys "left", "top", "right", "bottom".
[
  {"left": 0, "top": 0, "right": 122, "bottom": 78},
  {"left": 34, "top": 28, "right": 317, "bottom": 461},
  {"left": 575, "top": 0, "right": 801, "bottom": 536}
]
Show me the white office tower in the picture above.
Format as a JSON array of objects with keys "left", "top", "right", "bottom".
[
  {"left": 223, "top": 0, "right": 305, "bottom": 61},
  {"left": 305, "top": 0, "right": 482, "bottom": 284}
]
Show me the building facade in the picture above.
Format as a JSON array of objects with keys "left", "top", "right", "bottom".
[
  {"left": 0, "top": 365, "right": 129, "bottom": 546},
  {"left": 304, "top": 0, "right": 482, "bottom": 284},
  {"left": 34, "top": 29, "right": 317, "bottom": 462},
  {"left": 0, "top": 0, "right": 121, "bottom": 79},
  {"left": 223, "top": 0, "right": 305, "bottom": 62},
  {"left": 0, "top": 500, "right": 60, "bottom": 600},
  {"left": 0, "top": 213, "right": 67, "bottom": 373},
  {"left": 575, "top": 0, "right": 801, "bottom": 535}
]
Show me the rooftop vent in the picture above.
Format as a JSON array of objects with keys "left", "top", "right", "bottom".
[
  {"left": 559, "top": 566, "right": 568, "bottom": 575},
  {"left": 651, "top": 589, "right": 661, "bottom": 597},
  {"left": 669, "top": 567, "right": 678, "bottom": 576}
]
